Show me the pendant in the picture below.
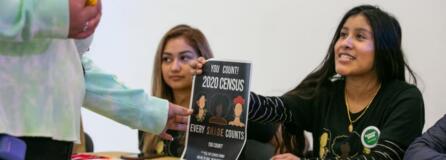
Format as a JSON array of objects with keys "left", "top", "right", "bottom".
[
  {"left": 363, "top": 147, "right": 371, "bottom": 155},
  {"left": 348, "top": 124, "right": 353, "bottom": 133}
]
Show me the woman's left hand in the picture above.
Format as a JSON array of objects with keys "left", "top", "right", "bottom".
[{"left": 189, "top": 57, "right": 207, "bottom": 75}]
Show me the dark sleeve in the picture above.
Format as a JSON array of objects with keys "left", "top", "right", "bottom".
[
  {"left": 247, "top": 121, "right": 278, "bottom": 143},
  {"left": 138, "top": 130, "right": 144, "bottom": 152},
  {"left": 248, "top": 92, "right": 292, "bottom": 123},
  {"left": 248, "top": 92, "right": 313, "bottom": 131},
  {"left": 404, "top": 115, "right": 446, "bottom": 160},
  {"left": 357, "top": 86, "right": 425, "bottom": 160}
]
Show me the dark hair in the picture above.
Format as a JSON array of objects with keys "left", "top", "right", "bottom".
[
  {"left": 211, "top": 94, "right": 229, "bottom": 116},
  {"left": 287, "top": 4, "right": 417, "bottom": 99},
  {"left": 280, "top": 125, "right": 307, "bottom": 157},
  {"left": 194, "top": 93, "right": 207, "bottom": 114}
]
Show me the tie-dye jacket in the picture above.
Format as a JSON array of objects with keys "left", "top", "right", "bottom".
[{"left": 0, "top": 0, "right": 168, "bottom": 143}]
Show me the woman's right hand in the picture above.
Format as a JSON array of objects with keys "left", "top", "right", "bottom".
[
  {"left": 69, "top": 0, "right": 102, "bottom": 39},
  {"left": 159, "top": 103, "right": 193, "bottom": 141},
  {"left": 189, "top": 57, "right": 207, "bottom": 75}
]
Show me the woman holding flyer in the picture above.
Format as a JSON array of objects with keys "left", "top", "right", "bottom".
[{"left": 192, "top": 5, "right": 424, "bottom": 159}]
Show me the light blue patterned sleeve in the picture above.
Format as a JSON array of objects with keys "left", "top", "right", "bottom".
[
  {"left": 0, "top": 0, "right": 69, "bottom": 41},
  {"left": 82, "top": 56, "right": 169, "bottom": 134}
]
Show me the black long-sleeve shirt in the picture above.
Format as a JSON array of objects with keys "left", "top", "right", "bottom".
[{"left": 248, "top": 80, "right": 424, "bottom": 160}]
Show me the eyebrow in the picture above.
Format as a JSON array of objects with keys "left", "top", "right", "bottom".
[
  {"left": 341, "top": 27, "right": 372, "bottom": 34},
  {"left": 355, "top": 28, "right": 372, "bottom": 34},
  {"left": 179, "top": 50, "right": 195, "bottom": 55},
  {"left": 162, "top": 50, "right": 194, "bottom": 56}
]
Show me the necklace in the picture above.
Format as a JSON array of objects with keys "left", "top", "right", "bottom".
[{"left": 345, "top": 84, "right": 381, "bottom": 133}]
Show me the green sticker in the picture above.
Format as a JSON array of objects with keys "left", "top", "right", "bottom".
[{"left": 361, "top": 126, "right": 380, "bottom": 148}]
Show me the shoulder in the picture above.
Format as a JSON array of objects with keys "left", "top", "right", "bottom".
[
  {"left": 404, "top": 114, "right": 446, "bottom": 158},
  {"left": 433, "top": 114, "right": 446, "bottom": 129},
  {"left": 378, "top": 80, "right": 424, "bottom": 115},
  {"left": 381, "top": 80, "right": 422, "bottom": 101}
]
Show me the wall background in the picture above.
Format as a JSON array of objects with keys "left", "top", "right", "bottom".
[{"left": 83, "top": 0, "right": 446, "bottom": 152}]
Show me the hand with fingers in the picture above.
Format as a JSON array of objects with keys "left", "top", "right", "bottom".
[
  {"left": 189, "top": 57, "right": 208, "bottom": 76},
  {"left": 158, "top": 103, "right": 193, "bottom": 141},
  {"left": 271, "top": 153, "right": 301, "bottom": 160},
  {"left": 68, "top": 0, "right": 102, "bottom": 39}
]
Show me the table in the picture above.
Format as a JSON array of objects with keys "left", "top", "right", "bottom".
[{"left": 73, "top": 151, "right": 178, "bottom": 160}]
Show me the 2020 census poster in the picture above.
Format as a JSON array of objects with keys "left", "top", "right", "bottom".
[{"left": 182, "top": 59, "right": 251, "bottom": 160}]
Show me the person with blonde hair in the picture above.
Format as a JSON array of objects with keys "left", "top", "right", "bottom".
[{"left": 139, "top": 24, "right": 214, "bottom": 157}]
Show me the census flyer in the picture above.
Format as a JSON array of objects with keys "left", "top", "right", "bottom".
[{"left": 182, "top": 59, "right": 251, "bottom": 160}]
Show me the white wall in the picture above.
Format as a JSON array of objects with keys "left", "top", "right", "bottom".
[{"left": 83, "top": 0, "right": 446, "bottom": 152}]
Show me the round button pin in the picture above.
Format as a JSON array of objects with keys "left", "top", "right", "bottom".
[{"left": 361, "top": 126, "right": 380, "bottom": 148}]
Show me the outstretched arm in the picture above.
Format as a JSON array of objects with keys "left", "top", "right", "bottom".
[
  {"left": 82, "top": 56, "right": 191, "bottom": 140},
  {"left": 248, "top": 92, "right": 294, "bottom": 123}
]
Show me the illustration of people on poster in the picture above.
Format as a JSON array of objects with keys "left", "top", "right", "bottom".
[{"left": 182, "top": 59, "right": 251, "bottom": 160}]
